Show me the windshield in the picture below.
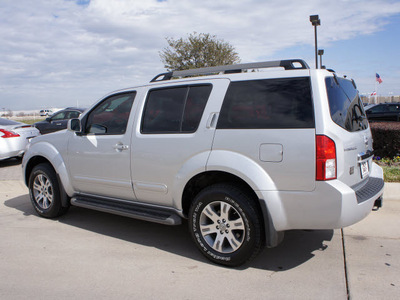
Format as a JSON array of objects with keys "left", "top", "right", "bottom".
[{"left": 325, "top": 76, "right": 368, "bottom": 132}]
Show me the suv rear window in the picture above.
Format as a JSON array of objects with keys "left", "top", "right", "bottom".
[
  {"left": 217, "top": 77, "right": 314, "bottom": 129},
  {"left": 325, "top": 77, "right": 368, "bottom": 132}
]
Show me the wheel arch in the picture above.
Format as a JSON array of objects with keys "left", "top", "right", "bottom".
[
  {"left": 181, "top": 171, "right": 281, "bottom": 248},
  {"left": 24, "top": 155, "right": 52, "bottom": 186},
  {"left": 23, "top": 141, "right": 74, "bottom": 197}
]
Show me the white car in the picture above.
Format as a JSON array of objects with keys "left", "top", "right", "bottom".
[
  {"left": 39, "top": 109, "right": 53, "bottom": 117},
  {"left": 0, "top": 118, "right": 40, "bottom": 160}
]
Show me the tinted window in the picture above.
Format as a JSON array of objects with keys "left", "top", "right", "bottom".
[
  {"left": 51, "top": 112, "right": 67, "bottom": 120},
  {"left": 141, "top": 85, "right": 212, "bottom": 134},
  {"left": 217, "top": 77, "right": 314, "bottom": 129},
  {"left": 85, "top": 92, "right": 135, "bottom": 135},
  {"left": 326, "top": 77, "right": 368, "bottom": 132},
  {"left": 67, "top": 111, "right": 81, "bottom": 119},
  {"left": 367, "top": 105, "right": 385, "bottom": 113},
  {"left": 387, "top": 104, "right": 400, "bottom": 112}
]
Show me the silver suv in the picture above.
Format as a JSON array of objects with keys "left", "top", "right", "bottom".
[{"left": 22, "top": 59, "right": 384, "bottom": 267}]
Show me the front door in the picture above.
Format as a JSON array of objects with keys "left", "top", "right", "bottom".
[{"left": 68, "top": 92, "right": 137, "bottom": 200}]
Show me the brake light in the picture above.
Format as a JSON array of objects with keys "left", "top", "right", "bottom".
[
  {"left": 316, "top": 135, "right": 336, "bottom": 181},
  {"left": 0, "top": 129, "right": 20, "bottom": 138}
]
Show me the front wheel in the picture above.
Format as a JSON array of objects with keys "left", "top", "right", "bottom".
[
  {"left": 189, "top": 184, "right": 263, "bottom": 267},
  {"left": 29, "top": 163, "right": 69, "bottom": 218}
]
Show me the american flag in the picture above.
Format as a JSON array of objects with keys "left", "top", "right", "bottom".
[
  {"left": 371, "top": 91, "right": 377, "bottom": 96},
  {"left": 376, "top": 73, "right": 383, "bottom": 84}
]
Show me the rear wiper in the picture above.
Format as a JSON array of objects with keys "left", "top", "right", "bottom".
[
  {"left": 333, "top": 73, "right": 339, "bottom": 85},
  {"left": 351, "top": 79, "right": 357, "bottom": 89}
]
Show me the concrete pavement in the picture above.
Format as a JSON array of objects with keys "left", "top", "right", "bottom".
[
  {"left": 0, "top": 159, "right": 399, "bottom": 299},
  {"left": 343, "top": 182, "right": 400, "bottom": 299}
]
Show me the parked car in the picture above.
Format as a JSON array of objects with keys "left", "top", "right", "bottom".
[
  {"left": 22, "top": 59, "right": 384, "bottom": 267},
  {"left": 0, "top": 118, "right": 40, "bottom": 161},
  {"left": 34, "top": 107, "right": 85, "bottom": 134},
  {"left": 39, "top": 109, "right": 53, "bottom": 116},
  {"left": 365, "top": 103, "right": 400, "bottom": 122}
]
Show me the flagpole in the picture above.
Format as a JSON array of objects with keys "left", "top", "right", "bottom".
[{"left": 374, "top": 74, "right": 378, "bottom": 104}]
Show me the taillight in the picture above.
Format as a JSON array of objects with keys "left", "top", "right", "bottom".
[
  {"left": 316, "top": 135, "right": 336, "bottom": 181},
  {"left": 0, "top": 129, "right": 20, "bottom": 138}
]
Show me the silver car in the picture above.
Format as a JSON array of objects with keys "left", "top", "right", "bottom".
[
  {"left": 22, "top": 59, "right": 384, "bottom": 267},
  {"left": 0, "top": 118, "right": 40, "bottom": 160}
]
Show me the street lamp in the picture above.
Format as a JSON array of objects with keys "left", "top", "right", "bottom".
[
  {"left": 310, "top": 15, "right": 321, "bottom": 69},
  {"left": 318, "top": 49, "right": 324, "bottom": 69}
]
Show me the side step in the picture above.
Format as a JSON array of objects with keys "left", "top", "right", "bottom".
[{"left": 71, "top": 196, "right": 182, "bottom": 225}]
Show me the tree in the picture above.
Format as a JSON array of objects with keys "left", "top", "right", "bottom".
[{"left": 159, "top": 32, "right": 240, "bottom": 71}]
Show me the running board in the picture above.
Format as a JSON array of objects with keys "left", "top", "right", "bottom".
[{"left": 71, "top": 196, "right": 182, "bottom": 225}]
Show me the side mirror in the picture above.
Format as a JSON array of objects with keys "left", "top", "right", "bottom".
[
  {"left": 68, "top": 118, "right": 81, "bottom": 132},
  {"left": 45, "top": 117, "right": 51, "bottom": 122}
]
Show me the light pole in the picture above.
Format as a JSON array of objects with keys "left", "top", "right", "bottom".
[
  {"left": 318, "top": 49, "right": 324, "bottom": 69},
  {"left": 310, "top": 15, "right": 321, "bottom": 69}
]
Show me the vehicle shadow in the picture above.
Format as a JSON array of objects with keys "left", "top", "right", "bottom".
[
  {"left": 0, "top": 158, "right": 22, "bottom": 168},
  {"left": 4, "top": 194, "right": 334, "bottom": 271}
]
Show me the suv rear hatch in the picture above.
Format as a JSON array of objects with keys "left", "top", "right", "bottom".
[{"left": 325, "top": 75, "right": 382, "bottom": 193}]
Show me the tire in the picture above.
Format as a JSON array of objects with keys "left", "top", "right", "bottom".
[
  {"left": 29, "top": 163, "right": 69, "bottom": 218},
  {"left": 189, "top": 184, "right": 263, "bottom": 267}
]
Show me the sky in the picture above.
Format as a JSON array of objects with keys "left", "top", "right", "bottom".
[{"left": 1, "top": 0, "right": 400, "bottom": 111}]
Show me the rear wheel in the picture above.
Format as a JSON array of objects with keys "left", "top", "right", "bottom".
[
  {"left": 29, "top": 163, "right": 69, "bottom": 218},
  {"left": 189, "top": 184, "right": 263, "bottom": 267}
]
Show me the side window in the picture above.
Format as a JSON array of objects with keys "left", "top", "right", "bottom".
[
  {"left": 326, "top": 77, "right": 368, "bottom": 132},
  {"left": 387, "top": 105, "right": 399, "bottom": 112},
  {"left": 141, "top": 85, "right": 212, "bottom": 134},
  {"left": 51, "top": 112, "right": 66, "bottom": 120},
  {"left": 368, "top": 105, "right": 385, "bottom": 113},
  {"left": 85, "top": 92, "right": 136, "bottom": 135},
  {"left": 67, "top": 111, "right": 81, "bottom": 119},
  {"left": 217, "top": 78, "right": 314, "bottom": 129}
]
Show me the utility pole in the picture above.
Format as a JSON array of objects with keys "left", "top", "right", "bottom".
[
  {"left": 310, "top": 15, "right": 321, "bottom": 69},
  {"left": 318, "top": 49, "right": 324, "bottom": 69}
]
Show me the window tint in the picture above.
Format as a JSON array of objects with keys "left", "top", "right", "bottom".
[
  {"left": 388, "top": 104, "right": 400, "bottom": 112},
  {"left": 51, "top": 112, "right": 66, "bottom": 120},
  {"left": 141, "top": 85, "right": 212, "bottom": 134},
  {"left": 326, "top": 77, "right": 368, "bottom": 132},
  {"left": 51, "top": 110, "right": 81, "bottom": 120},
  {"left": 67, "top": 111, "right": 81, "bottom": 119},
  {"left": 217, "top": 77, "right": 314, "bottom": 129},
  {"left": 368, "top": 105, "right": 385, "bottom": 113},
  {"left": 85, "top": 92, "right": 135, "bottom": 135}
]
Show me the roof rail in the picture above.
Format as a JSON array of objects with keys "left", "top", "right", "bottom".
[{"left": 150, "top": 59, "right": 309, "bottom": 82}]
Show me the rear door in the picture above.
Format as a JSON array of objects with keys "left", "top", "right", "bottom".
[{"left": 131, "top": 79, "right": 230, "bottom": 206}]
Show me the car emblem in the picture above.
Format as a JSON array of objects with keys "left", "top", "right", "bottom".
[{"left": 363, "top": 135, "right": 369, "bottom": 150}]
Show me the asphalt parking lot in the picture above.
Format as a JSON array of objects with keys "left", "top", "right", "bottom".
[{"left": 1, "top": 159, "right": 399, "bottom": 299}]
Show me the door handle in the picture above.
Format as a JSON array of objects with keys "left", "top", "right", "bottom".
[
  {"left": 206, "top": 112, "right": 219, "bottom": 129},
  {"left": 113, "top": 143, "right": 129, "bottom": 152}
]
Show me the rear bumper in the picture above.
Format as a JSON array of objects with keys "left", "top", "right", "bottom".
[
  {"left": 259, "top": 162, "right": 384, "bottom": 231},
  {"left": 352, "top": 176, "right": 384, "bottom": 205}
]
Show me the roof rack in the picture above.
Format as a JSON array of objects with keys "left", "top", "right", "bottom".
[{"left": 150, "top": 59, "right": 309, "bottom": 82}]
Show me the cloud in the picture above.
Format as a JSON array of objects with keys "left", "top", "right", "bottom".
[{"left": 1, "top": 0, "right": 400, "bottom": 109}]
